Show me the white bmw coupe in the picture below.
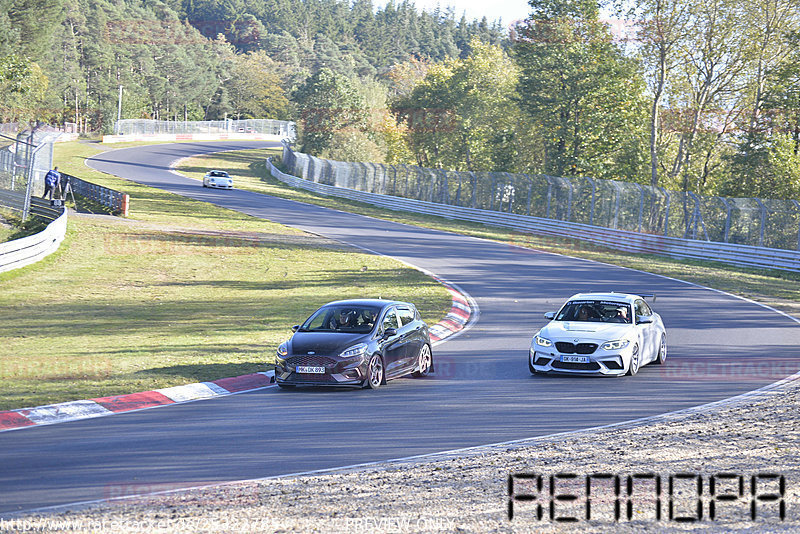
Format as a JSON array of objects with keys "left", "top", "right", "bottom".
[{"left": 530, "top": 292, "right": 666, "bottom": 376}]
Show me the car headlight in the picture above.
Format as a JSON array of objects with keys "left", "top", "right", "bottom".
[
  {"left": 534, "top": 335, "right": 552, "bottom": 347},
  {"left": 602, "top": 339, "right": 630, "bottom": 350},
  {"left": 276, "top": 342, "right": 288, "bottom": 358},
  {"left": 339, "top": 343, "right": 368, "bottom": 359}
]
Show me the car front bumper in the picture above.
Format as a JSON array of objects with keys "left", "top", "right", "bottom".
[
  {"left": 275, "top": 355, "right": 367, "bottom": 386},
  {"left": 530, "top": 349, "right": 628, "bottom": 376}
]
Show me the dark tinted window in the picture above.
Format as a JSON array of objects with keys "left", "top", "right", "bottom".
[
  {"left": 398, "top": 307, "right": 415, "bottom": 326},
  {"left": 302, "top": 305, "right": 381, "bottom": 333},
  {"left": 556, "top": 300, "right": 632, "bottom": 323},
  {"left": 382, "top": 309, "right": 399, "bottom": 331}
]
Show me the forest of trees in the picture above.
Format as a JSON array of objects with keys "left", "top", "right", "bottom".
[
  {"left": 0, "top": 0, "right": 502, "bottom": 128},
  {"left": 2, "top": 0, "right": 799, "bottom": 200}
]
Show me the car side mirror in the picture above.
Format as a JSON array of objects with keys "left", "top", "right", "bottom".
[
  {"left": 383, "top": 328, "right": 397, "bottom": 338},
  {"left": 637, "top": 316, "right": 653, "bottom": 324},
  {"left": 544, "top": 312, "right": 556, "bottom": 320},
  {"left": 291, "top": 325, "right": 300, "bottom": 332}
]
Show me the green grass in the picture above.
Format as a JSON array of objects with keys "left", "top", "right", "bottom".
[
  {"left": 177, "top": 149, "right": 800, "bottom": 319},
  {"left": 0, "top": 210, "right": 50, "bottom": 243},
  {"left": 0, "top": 142, "right": 451, "bottom": 411},
  {"left": 0, "top": 213, "right": 18, "bottom": 242}
]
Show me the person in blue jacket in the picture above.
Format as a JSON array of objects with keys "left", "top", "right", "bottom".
[{"left": 43, "top": 167, "right": 61, "bottom": 199}]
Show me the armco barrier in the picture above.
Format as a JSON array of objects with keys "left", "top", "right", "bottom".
[
  {"left": 0, "top": 193, "right": 67, "bottom": 273},
  {"left": 66, "top": 174, "right": 129, "bottom": 216},
  {"left": 268, "top": 159, "right": 800, "bottom": 272},
  {"left": 112, "top": 118, "right": 296, "bottom": 138},
  {"left": 0, "top": 189, "right": 61, "bottom": 220},
  {"left": 102, "top": 132, "right": 290, "bottom": 144},
  {"left": 284, "top": 146, "right": 800, "bottom": 251}
]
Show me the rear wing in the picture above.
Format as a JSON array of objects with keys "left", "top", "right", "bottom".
[{"left": 603, "top": 291, "right": 657, "bottom": 302}]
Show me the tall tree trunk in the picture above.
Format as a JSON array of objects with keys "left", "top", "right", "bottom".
[{"left": 650, "top": 60, "right": 666, "bottom": 188}]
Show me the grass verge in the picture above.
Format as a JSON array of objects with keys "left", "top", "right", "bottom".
[
  {"left": 177, "top": 149, "right": 800, "bottom": 318},
  {"left": 0, "top": 211, "right": 44, "bottom": 243},
  {"left": 0, "top": 142, "right": 451, "bottom": 411}
]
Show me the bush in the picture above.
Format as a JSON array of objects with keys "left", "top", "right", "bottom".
[{"left": 320, "top": 129, "right": 386, "bottom": 163}]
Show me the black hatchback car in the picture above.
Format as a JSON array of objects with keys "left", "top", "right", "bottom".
[{"left": 275, "top": 299, "right": 433, "bottom": 389}]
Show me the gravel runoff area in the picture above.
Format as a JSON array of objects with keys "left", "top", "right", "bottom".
[{"left": 4, "top": 371, "right": 798, "bottom": 533}]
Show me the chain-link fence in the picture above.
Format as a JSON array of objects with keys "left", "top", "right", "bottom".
[
  {"left": 282, "top": 143, "right": 800, "bottom": 252},
  {"left": 0, "top": 128, "right": 58, "bottom": 219},
  {"left": 114, "top": 118, "right": 296, "bottom": 139}
]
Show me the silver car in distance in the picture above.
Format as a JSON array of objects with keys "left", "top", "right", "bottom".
[{"left": 530, "top": 292, "right": 667, "bottom": 376}]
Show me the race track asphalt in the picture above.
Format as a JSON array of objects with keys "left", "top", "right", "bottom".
[{"left": 1, "top": 141, "right": 798, "bottom": 516}]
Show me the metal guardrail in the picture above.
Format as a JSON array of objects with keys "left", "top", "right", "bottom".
[
  {"left": 282, "top": 143, "right": 800, "bottom": 252},
  {"left": 0, "top": 189, "right": 62, "bottom": 220},
  {"left": 268, "top": 159, "right": 800, "bottom": 272},
  {"left": 66, "top": 174, "right": 129, "bottom": 216},
  {"left": 0, "top": 172, "right": 125, "bottom": 273},
  {"left": 0, "top": 193, "right": 67, "bottom": 273},
  {"left": 114, "top": 118, "right": 296, "bottom": 140}
]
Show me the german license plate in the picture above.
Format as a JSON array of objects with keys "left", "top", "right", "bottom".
[
  {"left": 561, "top": 355, "right": 590, "bottom": 364},
  {"left": 296, "top": 366, "right": 325, "bottom": 374}
]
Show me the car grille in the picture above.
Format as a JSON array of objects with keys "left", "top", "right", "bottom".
[
  {"left": 551, "top": 361, "right": 601, "bottom": 371},
  {"left": 555, "top": 342, "right": 598, "bottom": 354},
  {"left": 288, "top": 372, "right": 334, "bottom": 382},
  {"left": 534, "top": 356, "right": 552, "bottom": 366},
  {"left": 286, "top": 355, "right": 336, "bottom": 367},
  {"left": 603, "top": 359, "right": 623, "bottom": 370}
]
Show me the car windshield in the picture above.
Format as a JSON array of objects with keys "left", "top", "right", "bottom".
[
  {"left": 555, "top": 300, "right": 632, "bottom": 324},
  {"left": 210, "top": 171, "right": 228, "bottom": 177},
  {"left": 300, "top": 305, "right": 382, "bottom": 333}
]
